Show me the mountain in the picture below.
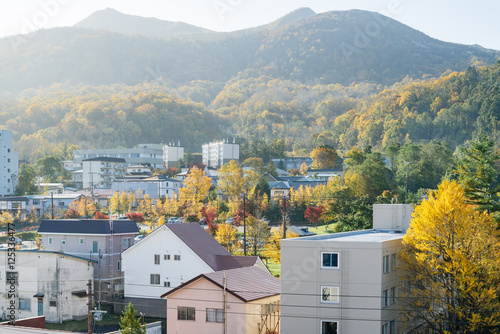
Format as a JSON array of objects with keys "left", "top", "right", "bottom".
[
  {"left": 74, "top": 8, "right": 212, "bottom": 38},
  {"left": 0, "top": 9, "right": 498, "bottom": 94}
]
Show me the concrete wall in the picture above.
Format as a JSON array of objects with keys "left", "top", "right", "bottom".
[
  {"left": 0, "top": 130, "right": 18, "bottom": 196},
  {"left": 373, "top": 204, "right": 413, "bottom": 230}
]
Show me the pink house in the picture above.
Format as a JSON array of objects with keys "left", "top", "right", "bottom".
[{"left": 161, "top": 266, "right": 280, "bottom": 334}]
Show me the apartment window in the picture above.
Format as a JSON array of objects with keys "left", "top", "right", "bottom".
[
  {"left": 150, "top": 274, "right": 160, "bottom": 285},
  {"left": 79, "top": 238, "right": 84, "bottom": 245},
  {"left": 382, "top": 289, "right": 388, "bottom": 308},
  {"left": 61, "top": 240, "right": 66, "bottom": 246},
  {"left": 117, "top": 261, "right": 121, "bottom": 271},
  {"left": 321, "top": 321, "right": 338, "bottom": 334},
  {"left": 382, "top": 323, "right": 389, "bottom": 334},
  {"left": 174, "top": 255, "right": 181, "bottom": 261},
  {"left": 122, "top": 238, "right": 131, "bottom": 249},
  {"left": 321, "top": 287, "right": 339, "bottom": 303},
  {"left": 92, "top": 241, "right": 98, "bottom": 253},
  {"left": 391, "top": 254, "right": 397, "bottom": 271},
  {"left": 383, "top": 255, "right": 390, "bottom": 274},
  {"left": 19, "top": 298, "right": 31, "bottom": 310},
  {"left": 206, "top": 308, "right": 224, "bottom": 323},
  {"left": 390, "top": 320, "right": 396, "bottom": 334},
  {"left": 390, "top": 287, "right": 396, "bottom": 304},
  {"left": 164, "top": 281, "right": 170, "bottom": 287},
  {"left": 321, "top": 252, "right": 339, "bottom": 268},
  {"left": 6, "top": 272, "right": 18, "bottom": 286},
  {"left": 177, "top": 306, "right": 195, "bottom": 321},
  {"left": 154, "top": 254, "right": 160, "bottom": 265},
  {"left": 164, "top": 254, "right": 170, "bottom": 260},
  {"left": 48, "top": 237, "right": 53, "bottom": 245}
]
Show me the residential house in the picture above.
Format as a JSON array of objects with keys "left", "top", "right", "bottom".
[
  {"left": 271, "top": 157, "right": 313, "bottom": 170},
  {"left": 281, "top": 204, "right": 413, "bottom": 334},
  {"left": 73, "top": 144, "right": 164, "bottom": 169},
  {"left": 37, "top": 219, "right": 139, "bottom": 302},
  {"left": 161, "top": 266, "right": 280, "bottom": 334},
  {"left": 0, "top": 130, "right": 18, "bottom": 196},
  {"left": 0, "top": 250, "right": 94, "bottom": 323},
  {"left": 0, "top": 197, "right": 29, "bottom": 219},
  {"left": 202, "top": 140, "right": 239, "bottom": 168},
  {"left": 269, "top": 177, "right": 327, "bottom": 201},
  {"left": 82, "top": 157, "right": 126, "bottom": 189},
  {"left": 119, "top": 222, "right": 266, "bottom": 318}
]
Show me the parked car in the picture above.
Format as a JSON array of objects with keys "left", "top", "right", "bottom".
[
  {"left": 167, "top": 217, "right": 178, "bottom": 224},
  {"left": 262, "top": 217, "right": 271, "bottom": 224},
  {"left": 175, "top": 217, "right": 184, "bottom": 223},
  {"left": 225, "top": 218, "right": 235, "bottom": 224},
  {"left": 199, "top": 218, "right": 206, "bottom": 225},
  {"left": 134, "top": 235, "right": 145, "bottom": 242}
]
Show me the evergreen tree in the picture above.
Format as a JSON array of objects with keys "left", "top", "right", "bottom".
[{"left": 119, "top": 302, "right": 145, "bottom": 334}]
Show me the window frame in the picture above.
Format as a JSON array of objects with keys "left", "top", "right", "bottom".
[
  {"left": 321, "top": 252, "right": 339, "bottom": 269},
  {"left": 320, "top": 320, "right": 338, "bottom": 334},
  {"left": 382, "top": 322, "right": 389, "bottom": 334},
  {"left": 177, "top": 306, "right": 195, "bottom": 321},
  {"left": 390, "top": 287, "right": 396, "bottom": 305},
  {"left": 321, "top": 286, "right": 340, "bottom": 304},
  {"left": 154, "top": 254, "right": 160, "bottom": 265},
  {"left": 383, "top": 255, "right": 390, "bottom": 274},
  {"left": 174, "top": 254, "right": 181, "bottom": 261},
  {"left": 19, "top": 298, "right": 31, "bottom": 310},
  {"left": 206, "top": 308, "right": 224, "bottom": 323},
  {"left": 382, "top": 289, "right": 389, "bottom": 308},
  {"left": 150, "top": 274, "right": 160, "bottom": 285},
  {"left": 48, "top": 237, "right": 53, "bottom": 245},
  {"left": 391, "top": 253, "right": 397, "bottom": 271},
  {"left": 61, "top": 240, "right": 66, "bottom": 246},
  {"left": 79, "top": 238, "right": 84, "bottom": 245}
]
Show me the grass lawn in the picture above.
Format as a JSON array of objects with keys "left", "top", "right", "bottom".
[
  {"left": 267, "top": 261, "right": 281, "bottom": 278},
  {"left": 307, "top": 222, "right": 337, "bottom": 235}
]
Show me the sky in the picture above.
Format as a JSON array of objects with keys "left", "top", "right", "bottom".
[{"left": 0, "top": 0, "right": 499, "bottom": 50}]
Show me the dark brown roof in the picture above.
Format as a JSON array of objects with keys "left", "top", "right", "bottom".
[
  {"left": 162, "top": 266, "right": 280, "bottom": 302},
  {"left": 167, "top": 223, "right": 242, "bottom": 271},
  {"left": 232, "top": 255, "right": 259, "bottom": 267}
]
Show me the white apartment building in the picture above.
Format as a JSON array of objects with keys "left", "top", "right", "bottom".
[
  {"left": 163, "top": 143, "right": 184, "bottom": 168},
  {"left": 74, "top": 144, "right": 164, "bottom": 169},
  {"left": 281, "top": 204, "right": 413, "bottom": 334},
  {"left": 0, "top": 130, "right": 18, "bottom": 196},
  {"left": 112, "top": 175, "right": 182, "bottom": 199},
  {"left": 202, "top": 140, "right": 239, "bottom": 168},
  {"left": 82, "top": 157, "right": 125, "bottom": 189}
]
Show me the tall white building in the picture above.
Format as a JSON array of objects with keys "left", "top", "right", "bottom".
[
  {"left": 163, "top": 143, "right": 184, "bottom": 168},
  {"left": 202, "top": 140, "right": 239, "bottom": 168},
  {"left": 74, "top": 144, "right": 164, "bottom": 169},
  {"left": 281, "top": 204, "right": 413, "bottom": 334},
  {"left": 82, "top": 157, "right": 126, "bottom": 189},
  {"left": 0, "top": 130, "right": 18, "bottom": 196}
]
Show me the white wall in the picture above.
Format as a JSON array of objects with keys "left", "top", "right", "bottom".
[{"left": 0, "top": 130, "right": 18, "bottom": 196}]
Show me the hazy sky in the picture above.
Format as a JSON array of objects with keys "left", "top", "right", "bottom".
[{"left": 1, "top": 0, "right": 498, "bottom": 50}]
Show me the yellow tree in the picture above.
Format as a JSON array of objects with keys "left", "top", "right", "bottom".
[
  {"left": 215, "top": 223, "right": 237, "bottom": 254},
  {"left": 0, "top": 211, "right": 14, "bottom": 228},
  {"left": 264, "top": 227, "right": 298, "bottom": 264},
  {"left": 398, "top": 180, "right": 500, "bottom": 333},
  {"left": 217, "top": 160, "right": 245, "bottom": 198},
  {"left": 178, "top": 166, "right": 212, "bottom": 218},
  {"left": 310, "top": 146, "right": 338, "bottom": 169},
  {"left": 69, "top": 197, "right": 96, "bottom": 218},
  {"left": 109, "top": 191, "right": 135, "bottom": 214},
  {"left": 299, "top": 162, "right": 309, "bottom": 176}
]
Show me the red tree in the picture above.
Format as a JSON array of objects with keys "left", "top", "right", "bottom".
[
  {"left": 126, "top": 212, "right": 145, "bottom": 223},
  {"left": 304, "top": 205, "right": 325, "bottom": 228},
  {"left": 94, "top": 211, "right": 109, "bottom": 219},
  {"left": 201, "top": 207, "right": 218, "bottom": 236},
  {"left": 64, "top": 208, "right": 80, "bottom": 219}
]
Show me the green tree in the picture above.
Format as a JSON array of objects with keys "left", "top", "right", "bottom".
[
  {"left": 453, "top": 136, "right": 500, "bottom": 221},
  {"left": 398, "top": 180, "right": 500, "bottom": 333},
  {"left": 245, "top": 216, "right": 271, "bottom": 256},
  {"left": 15, "top": 163, "right": 39, "bottom": 195},
  {"left": 119, "top": 302, "right": 145, "bottom": 334},
  {"left": 35, "top": 155, "right": 65, "bottom": 182}
]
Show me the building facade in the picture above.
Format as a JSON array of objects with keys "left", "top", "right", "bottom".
[
  {"left": 0, "top": 130, "right": 18, "bottom": 196},
  {"left": 74, "top": 144, "right": 164, "bottom": 169},
  {"left": 202, "top": 140, "right": 239, "bottom": 168},
  {"left": 163, "top": 144, "right": 184, "bottom": 168},
  {"left": 281, "top": 204, "right": 413, "bottom": 334},
  {"left": 82, "top": 157, "right": 126, "bottom": 189},
  {"left": 112, "top": 176, "right": 182, "bottom": 199}
]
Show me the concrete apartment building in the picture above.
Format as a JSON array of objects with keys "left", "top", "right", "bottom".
[
  {"left": 112, "top": 175, "right": 182, "bottom": 199},
  {"left": 0, "top": 130, "right": 18, "bottom": 196},
  {"left": 202, "top": 140, "right": 239, "bottom": 168},
  {"left": 82, "top": 157, "right": 126, "bottom": 189},
  {"left": 281, "top": 204, "right": 413, "bottom": 334},
  {"left": 73, "top": 143, "right": 164, "bottom": 169},
  {"left": 163, "top": 143, "right": 184, "bottom": 168}
]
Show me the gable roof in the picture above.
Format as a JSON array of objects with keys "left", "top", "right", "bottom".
[
  {"left": 162, "top": 266, "right": 280, "bottom": 302},
  {"left": 38, "top": 219, "right": 139, "bottom": 235},
  {"left": 167, "top": 223, "right": 242, "bottom": 271},
  {"left": 232, "top": 255, "right": 259, "bottom": 267}
]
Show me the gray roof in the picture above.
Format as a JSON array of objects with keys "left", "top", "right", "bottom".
[
  {"left": 162, "top": 266, "right": 280, "bottom": 302},
  {"left": 38, "top": 219, "right": 139, "bottom": 235},
  {"left": 82, "top": 157, "right": 126, "bottom": 162},
  {"left": 167, "top": 223, "right": 242, "bottom": 271}
]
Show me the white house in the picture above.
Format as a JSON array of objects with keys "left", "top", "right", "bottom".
[
  {"left": 202, "top": 140, "right": 239, "bottom": 168},
  {"left": 0, "top": 130, "right": 18, "bottom": 196},
  {"left": 120, "top": 222, "right": 264, "bottom": 317},
  {"left": 0, "top": 250, "right": 94, "bottom": 323},
  {"left": 281, "top": 204, "right": 413, "bottom": 334}
]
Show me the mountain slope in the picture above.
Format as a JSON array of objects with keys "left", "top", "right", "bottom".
[{"left": 74, "top": 8, "right": 212, "bottom": 38}]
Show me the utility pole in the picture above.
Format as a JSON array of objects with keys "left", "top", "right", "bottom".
[
  {"left": 51, "top": 193, "right": 54, "bottom": 219},
  {"left": 87, "top": 279, "right": 93, "bottom": 334},
  {"left": 223, "top": 271, "right": 227, "bottom": 334},
  {"left": 282, "top": 196, "right": 288, "bottom": 239},
  {"left": 405, "top": 161, "right": 409, "bottom": 203},
  {"left": 243, "top": 193, "right": 246, "bottom": 256}
]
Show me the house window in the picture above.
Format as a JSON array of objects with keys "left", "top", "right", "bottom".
[
  {"left": 61, "top": 240, "right": 66, "bottom": 245},
  {"left": 390, "top": 320, "right": 396, "bottom": 334},
  {"left": 390, "top": 287, "right": 396, "bottom": 304},
  {"left": 92, "top": 241, "right": 98, "bottom": 253},
  {"left": 48, "top": 237, "right": 53, "bottom": 245},
  {"left": 206, "top": 308, "right": 224, "bottom": 323},
  {"left": 150, "top": 274, "right": 160, "bottom": 285},
  {"left": 49, "top": 301, "right": 57, "bottom": 307},
  {"left": 164, "top": 281, "right": 170, "bottom": 287},
  {"left": 177, "top": 306, "right": 195, "bottom": 321},
  {"left": 6, "top": 272, "right": 18, "bottom": 286},
  {"left": 321, "top": 252, "right": 339, "bottom": 269},
  {"left": 321, "top": 287, "right": 339, "bottom": 303},
  {"left": 321, "top": 321, "right": 338, "bottom": 334},
  {"left": 391, "top": 254, "right": 397, "bottom": 271},
  {"left": 79, "top": 238, "right": 84, "bottom": 245},
  {"left": 164, "top": 254, "right": 170, "bottom": 260},
  {"left": 383, "top": 255, "right": 390, "bottom": 274},
  {"left": 154, "top": 254, "right": 160, "bottom": 265},
  {"left": 122, "top": 238, "right": 131, "bottom": 250},
  {"left": 382, "top": 323, "right": 389, "bottom": 334},
  {"left": 174, "top": 255, "right": 181, "bottom": 261},
  {"left": 117, "top": 261, "right": 121, "bottom": 271},
  {"left": 19, "top": 298, "right": 31, "bottom": 310},
  {"left": 382, "top": 289, "right": 388, "bottom": 308}
]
